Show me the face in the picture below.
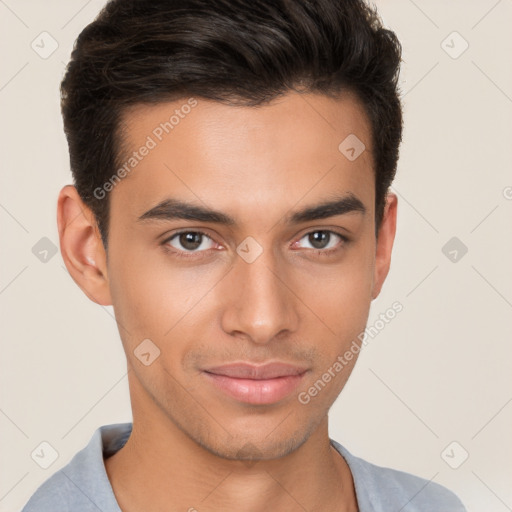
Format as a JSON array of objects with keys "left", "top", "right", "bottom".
[{"left": 64, "top": 90, "right": 396, "bottom": 461}]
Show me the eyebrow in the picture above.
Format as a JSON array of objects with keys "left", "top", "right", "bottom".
[{"left": 137, "top": 192, "right": 366, "bottom": 226}]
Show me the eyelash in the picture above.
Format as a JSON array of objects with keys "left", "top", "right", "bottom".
[
  {"left": 161, "top": 229, "right": 218, "bottom": 260},
  {"left": 161, "top": 229, "right": 350, "bottom": 260}
]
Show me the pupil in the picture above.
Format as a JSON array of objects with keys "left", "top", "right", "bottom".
[
  {"left": 180, "top": 232, "right": 202, "bottom": 250},
  {"left": 309, "top": 231, "right": 329, "bottom": 249}
]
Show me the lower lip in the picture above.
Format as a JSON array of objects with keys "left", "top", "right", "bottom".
[{"left": 203, "top": 372, "right": 306, "bottom": 405}]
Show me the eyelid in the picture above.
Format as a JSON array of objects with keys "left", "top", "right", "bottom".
[
  {"left": 296, "top": 226, "right": 350, "bottom": 240},
  {"left": 162, "top": 229, "right": 217, "bottom": 248},
  {"left": 292, "top": 229, "right": 349, "bottom": 250},
  {"left": 160, "top": 229, "right": 221, "bottom": 261},
  {"left": 161, "top": 227, "right": 350, "bottom": 258}
]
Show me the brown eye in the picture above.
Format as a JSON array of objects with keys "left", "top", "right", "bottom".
[
  {"left": 165, "top": 231, "right": 215, "bottom": 253},
  {"left": 297, "top": 230, "right": 346, "bottom": 251},
  {"left": 179, "top": 232, "right": 202, "bottom": 251},
  {"left": 308, "top": 231, "right": 331, "bottom": 249}
]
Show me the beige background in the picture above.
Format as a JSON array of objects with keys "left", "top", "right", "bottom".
[{"left": 1, "top": 1, "right": 511, "bottom": 511}]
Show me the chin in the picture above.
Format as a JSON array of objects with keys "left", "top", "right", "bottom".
[{"left": 188, "top": 422, "right": 315, "bottom": 463}]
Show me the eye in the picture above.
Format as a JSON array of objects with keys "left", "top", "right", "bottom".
[
  {"left": 294, "top": 230, "right": 348, "bottom": 253},
  {"left": 163, "top": 230, "right": 217, "bottom": 255}
]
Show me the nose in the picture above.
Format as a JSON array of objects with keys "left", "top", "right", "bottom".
[{"left": 219, "top": 247, "right": 300, "bottom": 345}]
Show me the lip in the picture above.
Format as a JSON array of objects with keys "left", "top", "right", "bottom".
[{"left": 203, "top": 362, "right": 309, "bottom": 405}]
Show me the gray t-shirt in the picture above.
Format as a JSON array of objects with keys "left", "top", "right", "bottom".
[{"left": 21, "top": 422, "right": 466, "bottom": 511}]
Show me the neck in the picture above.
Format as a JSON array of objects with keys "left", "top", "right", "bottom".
[{"left": 104, "top": 379, "right": 358, "bottom": 512}]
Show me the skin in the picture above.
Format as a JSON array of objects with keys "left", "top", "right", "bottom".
[{"left": 57, "top": 90, "right": 397, "bottom": 512}]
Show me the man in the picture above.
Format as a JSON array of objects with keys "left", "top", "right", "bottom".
[{"left": 22, "top": 0, "right": 466, "bottom": 510}]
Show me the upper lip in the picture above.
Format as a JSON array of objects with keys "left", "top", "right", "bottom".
[{"left": 204, "top": 362, "right": 308, "bottom": 380}]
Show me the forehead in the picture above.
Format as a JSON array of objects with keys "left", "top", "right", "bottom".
[{"left": 111, "top": 91, "right": 374, "bottom": 225}]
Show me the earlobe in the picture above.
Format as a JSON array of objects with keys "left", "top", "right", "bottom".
[
  {"left": 371, "top": 192, "right": 398, "bottom": 300},
  {"left": 57, "top": 185, "right": 112, "bottom": 306}
]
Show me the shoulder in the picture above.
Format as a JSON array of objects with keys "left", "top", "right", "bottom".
[
  {"left": 21, "top": 423, "right": 131, "bottom": 512},
  {"left": 20, "top": 467, "right": 96, "bottom": 511},
  {"left": 331, "top": 439, "right": 467, "bottom": 512}
]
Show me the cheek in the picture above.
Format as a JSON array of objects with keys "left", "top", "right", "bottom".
[
  {"left": 107, "top": 244, "right": 175, "bottom": 346},
  {"left": 302, "top": 253, "right": 374, "bottom": 328},
  {"left": 295, "top": 245, "right": 375, "bottom": 380},
  {"left": 295, "top": 268, "right": 371, "bottom": 410},
  {"left": 107, "top": 244, "right": 216, "bottom": 358}
]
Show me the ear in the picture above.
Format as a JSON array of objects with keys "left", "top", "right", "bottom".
[
  {"left": 371, "top": 192, "right": 398, "bottom": 300},
  {"left": 57, "top": 185, "right": 112, "bottom": 305}
]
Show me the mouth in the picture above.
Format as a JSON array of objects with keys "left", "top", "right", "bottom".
[{"left": 202, "top": 362, "right": 309, "bottom": 405}]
